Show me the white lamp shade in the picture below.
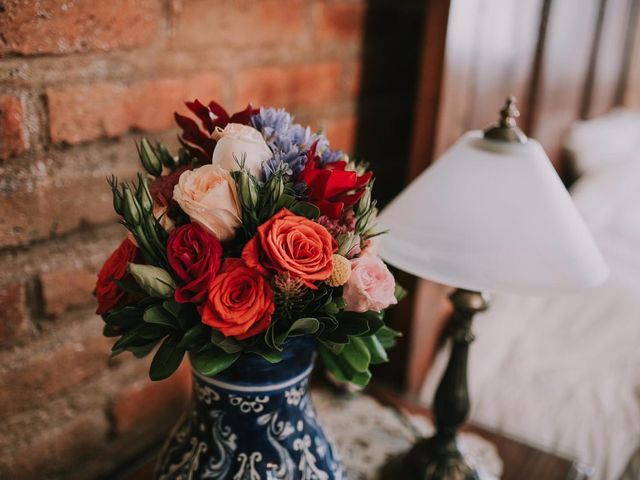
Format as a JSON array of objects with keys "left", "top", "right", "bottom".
[{"left": 377, "top": 131, "right": 609, "bottom": 295}]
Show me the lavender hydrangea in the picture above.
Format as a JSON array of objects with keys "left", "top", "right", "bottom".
[{"left": 252, "top": 107, "right": 344, "bottom": 180}]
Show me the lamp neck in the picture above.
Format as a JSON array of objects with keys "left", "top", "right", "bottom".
[{"left": 432, "top": 289, "right": 490, "bottom": 440}]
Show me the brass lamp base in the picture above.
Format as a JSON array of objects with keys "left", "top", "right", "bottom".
[
  {"left": 380, "top": 289, "right": 490, "bottom": 480},
  {"left": 380, "top": 435, "right": 479, "bottom": 479}
]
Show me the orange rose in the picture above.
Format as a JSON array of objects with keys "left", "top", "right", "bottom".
[
  {"left": 242, "top": 208, "right": 337, "bottom": 289},
  {"left": 201, "top": 258, "right": 274, "bottom": 340}
]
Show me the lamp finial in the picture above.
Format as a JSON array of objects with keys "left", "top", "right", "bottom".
[{"left": 483, "top": 96, "right": 527, "bottom": 143}]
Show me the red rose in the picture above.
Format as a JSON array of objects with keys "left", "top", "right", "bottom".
[
  {"left": 298, "top": 150, "right": 373, "bottom": 218},
  {"left": 242, "top": 209, "right": 337, "bottom": 289},
  {"left": 201, "top": 258, "right": 275, "bottom": 340},
  {"left": 95, "top": 238, "right": 140, "bottom": 315},
  {"left": 167, "top": 223, "right": 223, "bottom": 304}
]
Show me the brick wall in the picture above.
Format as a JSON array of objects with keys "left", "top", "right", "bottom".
[{"left": 0, "top": 1, "right": 365, "bottom": 478}]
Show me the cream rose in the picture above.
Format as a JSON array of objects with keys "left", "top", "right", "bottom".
[
  {"left": 173, "top": 165, "right": 242, "bottom": 242},
  {"left": 343, "top": 254, "right": 397, "bottom": 313},
  {"left": 211, "top": 123, "right": 272, "bottom": 177}
]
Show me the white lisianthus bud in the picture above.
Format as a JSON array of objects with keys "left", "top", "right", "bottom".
[{"left": 211, "top": 123, "right": 272, "bottom": 177}]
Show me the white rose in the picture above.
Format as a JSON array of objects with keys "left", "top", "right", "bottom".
[
  {"left": 173, "top": 165, "right": 242, "bottom": 242},
  {"left": 211, "top": 123, "right": 272, "bottom": 177}
]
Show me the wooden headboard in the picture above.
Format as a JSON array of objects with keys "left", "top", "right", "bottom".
[{"left": 383, "top": 0, "right": 640, "bottom": 393}]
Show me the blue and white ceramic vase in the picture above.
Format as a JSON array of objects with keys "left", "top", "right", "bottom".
[{"left": 155, "top": 337, "right": 345, "bottom": 479}]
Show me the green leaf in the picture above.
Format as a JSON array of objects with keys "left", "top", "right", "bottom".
[
  {"left": 178, "top": 323, "right": 210, "bottom": 349},
  {"left": 350, "top": 369, "right": 372, "bottom": 387},
  {"left": 111, "top": 324, "right": 147, "bottom": 352},
  {"left": 289, "top": 201, "right": 320, "bottom": 219},
  {"left": 318, "top": 344, "right": 349, "bottom": 383},
  {"left": 137, "top": 323, "right": 172, "bottom": 340},
  {"left": 128, "top": 263, "right": 176, "bottom": 298},
  {"left": 112, "top": 278, "right": 145, "bottom": 295},
  {"left": 361, "top": 335, "right": 388, "bottom": 364},
  {"left": 264, "top": 322, "right": 279, "bottom": 351},
  {"left": 127, "top": 340, "right": 158, "bottom": 359},
  {"left": 335, "top": 310, "right": 385, "bottom": 337},
  {"left": 394, "top": 284, "right": 408, "bottom": 302},
  {"left": 376, "top": 326, "right": 402, "bottom": 348},
  {"left": 103, "top": 324, "right": 121, "bottom": 338},
  {"left": 104, "top": 306, "right": 143, "bottom": 328},
  {"left": 274, "top": 317, "right": 320, "bottom": 345},
  {"left": 191, "top": 348, "right": 240, "bottom": 376},
  {"left": 149, "top": 336, "right": 185, "bottom": 381},
  {"left": 341, "top": 337, "right": 371, "bottom": 373},
  {"left": 317, "top": 315, "right": 339, "bottom": 333},
  {"left": 319, "top": 339, "right": 345, "bottom": 355},
  {"left": 334, "top": 316, "right": 371, "bottom": 336},
  {"left": 143, "top": 304, "right": 176, "bottom": 328},
  {"left": 273, "top": 193, "right": 295, "bottom": 213},
  {"left": 320, "top": 328, "right": 350, "bottom": 344},
  {"left": 323, "top": 302, "right": 339, "bottom": 315},
  {"left": 162, "top": 299, "right": 185, "bottom": 318},
  {"left": 210, "top": 329, "right": 243, "bottom": 354},
  {"left": 247, "top": 344, "right": 283, "bottom": 363}
]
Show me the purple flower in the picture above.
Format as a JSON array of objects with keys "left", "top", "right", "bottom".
[{"left": 252, "top": 107, "right": 344, "bottom": 179}]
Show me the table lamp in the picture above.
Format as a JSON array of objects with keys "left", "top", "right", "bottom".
[{"left": 377, "top": 98, "right": 608, "bottom": 479}]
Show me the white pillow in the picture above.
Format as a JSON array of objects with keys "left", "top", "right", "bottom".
[{"left": 564, "top": 108, "right": 640, "bottom": 175}]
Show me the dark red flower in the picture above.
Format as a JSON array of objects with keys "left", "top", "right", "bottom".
[
  {"left": 149, "top": 165, "right": 189, "bottom": 210},
  {"left": 298, "top": 146, "right": 373, "bottom": 218},
  {"left": 167, "top": 223, "right": 223, "bottom": 304},
  {"left": 174, "top": 100, "right": 257, "bottom": 163},
  {"left": 95, "top": 238, "right": 141, "bottom": 315}
]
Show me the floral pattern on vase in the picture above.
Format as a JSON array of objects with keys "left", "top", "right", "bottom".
[{"left": 156, "top": 337, "right": 345, "bottom": 480}]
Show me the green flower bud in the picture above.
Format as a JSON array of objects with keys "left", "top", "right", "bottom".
[
  {"left": 155, "top": 142, "right": 175, "bottom": 169},
  {"left": 139, "top": 138, "right": 162, "bottom": 177},
  {"left": 108, "top": 177, "right": 124, "bottom": 215},
  {"left": 268, "top": 175, "right": 285, "bottom": 204},
  {"left": 112, "top": 188, "right": 124, "bottom": 215},
  {"left": 238, "top": 171, "right": 258, "bottom": 211},
  {"left": 136, "top": 174, "right": 154, "bottom": 214},
  {"left": 357, "top": 186, "right": 371, "bottom": 215},
  {"left": 122, "top": 185, "right": 141, "bottom": 226},
  {"left": 356, "top": 205, "right": 375, "bottom": 233}
]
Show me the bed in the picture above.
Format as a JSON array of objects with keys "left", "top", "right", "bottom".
[{"left": 420, "top": 109, "right": 640, "bottom": 480}]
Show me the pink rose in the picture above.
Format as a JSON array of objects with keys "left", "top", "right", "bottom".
[{"left": 343, "top": 255, "right": 397, "bottom": 313}]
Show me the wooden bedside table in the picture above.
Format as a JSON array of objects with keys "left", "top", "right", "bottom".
[
  {"left": 368, "top": 383, "right": 593, "bottom": 480},
  {"left": 110, "top": 383, "right": 592, "bottom": 480}
]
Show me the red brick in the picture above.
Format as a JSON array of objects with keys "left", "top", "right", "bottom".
[
  {"left": 0, "top": 145, "right": 139, "bottom": 248},
  {"left": 171, "top": 0, "right": 304, "bottom": 50},
  {"left": 0, "top": 96, "right": 29, "bottom": 160},
  {"left": 325, "top": 116, "right": 357, "bottom": 153},
  {"left": 111, "top": 360, "right": 191, "bottom": 435},
  {"left": 0, "top": 331, "right": 111, "bottom": 419},
  {"left": 0, "top": 283, "right": 29, "bottom": 346},
  {"left": 47, "top": 73, "right": 224, "bottom": 144},
  {"left": 0, "top": 412, "right": 108, "bottom": 480},
  {"left": 313, "top": 1, "right": 365, "bottom": 41},
  {"left": 0, "top": 0, "right": 157, "bottom": 56},
  {"left": 41, "top": 268, "right": 97, "bottom": 317},
  {"left": 234, "top": 62, "right": 343, "bottom": 111}
]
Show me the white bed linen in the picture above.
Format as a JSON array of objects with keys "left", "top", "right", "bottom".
[{"left": 420, "top": 157, "right": 640, "bottom": 480}]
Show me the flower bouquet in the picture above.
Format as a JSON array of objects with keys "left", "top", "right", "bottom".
[{"left": 96, "top": 100, "right": 404, "bottom": 479}]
